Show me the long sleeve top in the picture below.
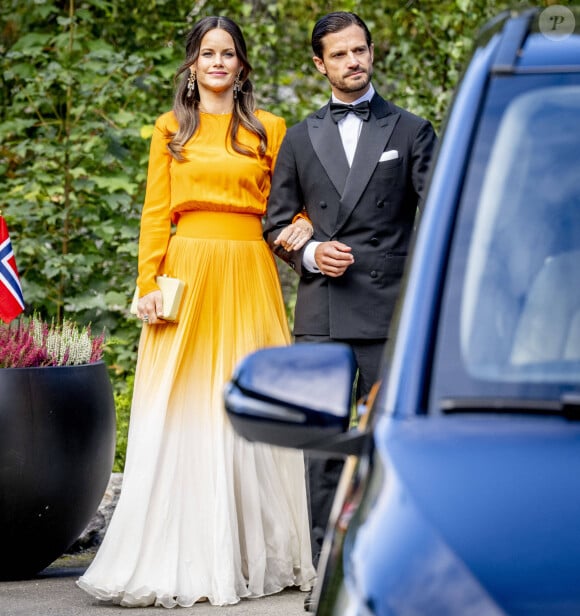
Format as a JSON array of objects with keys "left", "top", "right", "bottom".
[{"left": 136, "top": 109, "right": 286, "bottom": 295}]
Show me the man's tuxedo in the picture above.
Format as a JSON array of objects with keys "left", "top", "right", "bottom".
[
  {"left": 265, "top": 93, "right": 437, "bottom": 341},
  {"left": 265, "top": 91, "right": 437, "bottom": 572}
]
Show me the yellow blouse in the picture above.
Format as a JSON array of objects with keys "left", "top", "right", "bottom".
[{"left": 136, "top": 109, "right": 287, "bottom": 295}]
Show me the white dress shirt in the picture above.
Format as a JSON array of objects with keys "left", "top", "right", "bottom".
[{"left": 303, "top": 85, "right": 375, "bottom": 273}]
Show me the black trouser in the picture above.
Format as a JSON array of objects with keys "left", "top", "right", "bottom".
[{"left": 294, "top": 334, "right": 386, "bottom": 566}]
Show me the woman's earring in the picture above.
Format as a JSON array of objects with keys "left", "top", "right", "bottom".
[
  {"left": 187, "top": 71, "right": 196, "bottom": 98},
  {"left": 233, "top": 74, "right": 241, "bottom": 100}
]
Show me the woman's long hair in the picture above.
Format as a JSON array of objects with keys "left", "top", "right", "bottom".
[{"left": 168, "top": 16, "right": 267, "bottom": 161}]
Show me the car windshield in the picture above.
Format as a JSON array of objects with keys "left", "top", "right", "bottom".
[{"left": 431, "top": 72, "right": 580, "bottom": 406}]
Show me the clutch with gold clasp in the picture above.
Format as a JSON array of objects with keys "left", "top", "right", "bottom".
[{"left": 130, "top": 275, "right": 185, "bottom": 322}]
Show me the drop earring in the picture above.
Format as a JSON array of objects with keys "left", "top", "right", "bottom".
[
  {"left": 187, "top": 71, "right": 196, "bottom": 98},
  {"left": 233, "top": 74, "right": 241, "bottom": 100}
]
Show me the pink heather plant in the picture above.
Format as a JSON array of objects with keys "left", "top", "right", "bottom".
[{"left": 0, "top": 314, "right": 105, "bottom": 368}]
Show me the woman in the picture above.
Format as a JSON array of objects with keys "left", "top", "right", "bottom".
[{"left": 77, "top": 16, "right": 315, "bottom": 607}]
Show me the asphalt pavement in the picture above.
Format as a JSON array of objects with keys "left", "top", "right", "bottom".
[{"left": 0, "top": 550, "right": 307, "bottom": 616}]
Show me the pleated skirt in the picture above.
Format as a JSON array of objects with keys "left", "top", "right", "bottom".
[{"left": 77, "top": 211, "right": 315, "bottom": 607}]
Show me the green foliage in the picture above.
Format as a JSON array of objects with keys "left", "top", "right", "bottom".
[
  {"left": 0, "top": 0, "right": 197, "bottom": 363},
  {"left": 112, "top": 373, "right": 133, "bottom": 472},
  {"left": 0, "top": 0, "right": 563, "bottom": 404}
]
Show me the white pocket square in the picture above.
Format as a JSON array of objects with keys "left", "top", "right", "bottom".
[{"left": 379, "top": 149, "right": 399, "bottom": 162}]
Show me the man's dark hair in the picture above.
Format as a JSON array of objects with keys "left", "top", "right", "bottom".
[{"left": 311, "top": 12, "right": 372, "bottom": 59}]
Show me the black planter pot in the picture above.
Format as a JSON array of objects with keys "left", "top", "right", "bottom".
[{"left": 0, "top": 361, "right": 116, "bottom": 580}]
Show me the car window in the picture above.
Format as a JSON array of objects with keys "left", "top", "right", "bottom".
[{"left": 431, "top": 73, "right": 580, "bottom": 407}]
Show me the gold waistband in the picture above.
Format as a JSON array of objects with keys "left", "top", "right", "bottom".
[{"left": 175, "top": 211, "right": 263, "bottom": 241}]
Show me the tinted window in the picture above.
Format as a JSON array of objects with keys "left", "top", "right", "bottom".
[{"left": 431, "top": 73, "right": 580, "bottom": 407}]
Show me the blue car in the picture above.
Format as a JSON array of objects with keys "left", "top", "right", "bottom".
[{"left": 225, "top": 7, "right": 580, "bottom": 615}]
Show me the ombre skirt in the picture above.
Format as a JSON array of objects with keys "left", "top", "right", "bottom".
[{"left": 77, "top": 211, "right": 315, "bottom": 607}]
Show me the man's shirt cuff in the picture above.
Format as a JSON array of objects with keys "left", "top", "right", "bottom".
[{"left": 303, "top": 241, "right": 321, "bottom": 273}]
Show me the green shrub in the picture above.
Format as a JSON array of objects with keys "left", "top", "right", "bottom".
[{"left": 113, "top": 374, "right": 133, "bottom": 472}]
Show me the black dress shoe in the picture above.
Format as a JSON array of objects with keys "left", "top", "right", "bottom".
[{"left": 304, "top": 589, "right": 315, "bottom": 612}]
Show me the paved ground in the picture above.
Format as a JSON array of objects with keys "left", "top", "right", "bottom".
[{"left": 0, "top": 550, "right": 307, "bottom": 616}]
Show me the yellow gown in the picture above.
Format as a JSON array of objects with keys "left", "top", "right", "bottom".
[{"left": 77, "top": 110, "right": 315, "bottom": 607}]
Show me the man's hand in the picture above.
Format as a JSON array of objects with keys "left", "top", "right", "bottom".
[
  {"left": 274, "top": 218, "right": 314, "bottom": 251},
  {"left": 314, "top": 241, "right": 354, "bottom": 277}
]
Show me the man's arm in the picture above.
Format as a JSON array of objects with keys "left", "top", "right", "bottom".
[
  {"left": 264, "top": 133, "right": 309, "bottom": 274},
  {"left": 411, "top": 120, "right": 438, "bottom": 213}
]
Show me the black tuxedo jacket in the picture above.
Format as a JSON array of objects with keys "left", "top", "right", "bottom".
[{"left": 265, "top": 93, "right": 437, "bottom": 340}]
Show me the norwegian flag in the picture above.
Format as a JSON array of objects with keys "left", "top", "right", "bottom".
[{"left": 0, "top": 214, "right": 25, "bottom": 323}]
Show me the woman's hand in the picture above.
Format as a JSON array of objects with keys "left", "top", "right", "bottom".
[
  {"left": 137, "top": 290, "right": 164, "bottom": 325},
  {"left": 274, "top": 218, "right": 314, "bottom": 251}
]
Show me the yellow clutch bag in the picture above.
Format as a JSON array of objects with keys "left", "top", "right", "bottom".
[{"left": 130, "top": 275, "right": 185, "bottom": 322}]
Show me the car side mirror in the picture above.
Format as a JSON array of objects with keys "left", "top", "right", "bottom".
[{"left": 224, "top": 343, "right": 361, "bottom": 455}]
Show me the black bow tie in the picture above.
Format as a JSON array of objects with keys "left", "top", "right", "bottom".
[{"left": 329, "top": 100, "right": 371, "bottom": 123}]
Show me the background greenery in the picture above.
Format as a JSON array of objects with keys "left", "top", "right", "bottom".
[{"left": 0, "top": 0, "right": 564, "bottom": 469}]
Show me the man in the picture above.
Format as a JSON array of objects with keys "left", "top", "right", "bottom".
[{"left": 265, "top": 11, "right": 437, "bottom": 607}]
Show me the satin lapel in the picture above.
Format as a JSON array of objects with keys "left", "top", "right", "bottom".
[
  {"left": 333, "top": 109, "right": 401, "bottom": 234},
  {"left": 307, "top": 107, "right": 349, "bottom": 198}
]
